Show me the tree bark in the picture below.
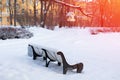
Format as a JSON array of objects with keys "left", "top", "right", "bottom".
[
  {"left": 14, "top": 0, "right": 17, "bottom": 26},
  {"left": 34, "top": 0, "right": 37, "bottom": 26},
  {"left": 40, "top": 0, "right": 52, "bottom": 28},
  {"left": 8, "top": 0, "right": 13, "bottom": 25}
]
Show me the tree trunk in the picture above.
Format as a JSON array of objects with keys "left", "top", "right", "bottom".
[
  {"left": 40, "top": 0, "right": 52, "bottom": 28},
  {"left": 14, "top": 0, "right": 16, "bottom": 26},
  {"left": 34, "top": 0, "right": 37, "bottom": 26},
  {"left": 40, "top": 0, "right": 44, "bottom": 27},
  {"left": 8, "top": 0, "right": 13, "bottom": 25},
  {"left": 26, "top": 0, "right": 29, "bottom": 26},
  {"left": 100, "top": 5, "right": 104, "bottom": 27}
]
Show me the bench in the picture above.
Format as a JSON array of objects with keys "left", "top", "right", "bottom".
[{"left": 28, "top": 44, "right": 84, "bottom": 74}]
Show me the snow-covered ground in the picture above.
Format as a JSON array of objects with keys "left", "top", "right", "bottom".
[{"left": 0, "top": 27, "right": 120, "bottom": 80}]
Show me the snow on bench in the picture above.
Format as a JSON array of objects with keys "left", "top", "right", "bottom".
[
  {"left": 28, "top": 44, "right": 45, "bottom": 59},
  {"left": 28, "top": 44, "right": 83, "bottom": 74}
]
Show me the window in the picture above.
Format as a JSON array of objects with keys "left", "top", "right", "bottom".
[
  {"left": 22, "top": 0, "right": 25, "bottom": 3},
  {"left": 6, "top": 0, "right": 9, "bottom": 6},
  {"left": 30, "top": 0, "right": 32, "bottom": 4},
  {"left": 0, "top": 0, "right": 1, "bottom": 4},
  {"left": 0, "top": 17, "right": 2, "bottom": 22},
  {"left": 29, "top": 9, "right": 32, "bottom": 14},
  {"left": 22, "top": 9, "right": 24, "bottom": 14},
  {"left": 16, "top": 4, "right": 19, "bottom": 9},
  {"left": 6, "top": 7, "right": 9, "bottom": 13},
  {"left": 7, "top": 17, "right": 9, "bottom": 22},
  {"left": 36, "top": 0, "right": 39, "bottom": 6},
  {"left": 0, "top": 0, "right": 2, "bottom": 6},
  {"left": 36, "top": 10, "right": 38, "bottom": 15}
]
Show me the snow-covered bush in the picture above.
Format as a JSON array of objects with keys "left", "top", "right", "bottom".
[
  {"left": 90, "top": 27, "right": 120, "bottom": 35},
  {"left": 0, "top": 27, "right": 33, "bottom": 40}
]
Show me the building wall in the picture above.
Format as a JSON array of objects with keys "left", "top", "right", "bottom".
[
  {"left": 0, "top": 0, "right": 6, "bottom": 25},
  {"left": 0, "top": 0, "right": 41, "bottom": 26}
]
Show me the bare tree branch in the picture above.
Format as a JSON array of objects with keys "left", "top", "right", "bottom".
[{"left": 54, "top": 0, "right": 92, "bottom": 17}]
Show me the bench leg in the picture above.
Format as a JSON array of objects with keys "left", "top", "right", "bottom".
[
  {"left": 33, "top": 54, "right": 37, "bottom": 60},
  {"left": 33, "top": 51, "right": 42, "bottom": 60},
  {"left": 43, "top": 57, "right": 46, "bottom": 60},
  {"left": 58, "top": 62, "right": 61, "bottom": 66},
  {"left": 63, "top": 67, "right": 68, "bottom": 74},
  {"left": 77, "top": 63, "right": 83, "bottom": 73},
  {"left": 46, "top": 60, "right": 51, "bottom": 67},
  {"left": 29, "top": 45, "right": 42, "bottom": 60}
]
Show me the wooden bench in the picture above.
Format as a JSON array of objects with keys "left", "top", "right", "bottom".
[{"left": 28, "top": 44, "right": 84, "bottom": 74}]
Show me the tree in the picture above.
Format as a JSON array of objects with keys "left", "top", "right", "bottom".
[
  {"left": 33, "top": 0, "right": 37, "bottom": 26},
  {"left": 39, "top": 0, "right": 52, "bottom": 28},
  {"left": 39, "top": 0, "right": 91, "bottom": 28},
  {"left": 8, "top": 0, "right": 14, "bottom": 25},
  {"left": 14, "top": 0, "right": 17, "bottom": 26},
  {"left": 92, "top": 0, "right": 113, "bottom": 27},
  {"left": 99, "top": 0, "right": 107, "bottom": 27}
]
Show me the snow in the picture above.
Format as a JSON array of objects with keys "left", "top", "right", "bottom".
[{"left": 0, "top": 26, "right": 120, "bottom": 80}]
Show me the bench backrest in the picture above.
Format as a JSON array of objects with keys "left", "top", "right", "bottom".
[{"left": 28, "top": 44, "right": 46, "bottom": 57}]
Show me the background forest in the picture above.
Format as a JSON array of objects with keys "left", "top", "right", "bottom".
[{"left": 0, "top": 0, "right": 120, "bottom": 28}]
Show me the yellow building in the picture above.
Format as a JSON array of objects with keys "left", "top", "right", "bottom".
[
  {"left": 0, "top": 0, "right": 41, "bottom": 26},
  {"left": 0, "top": 0, "right": 9, "bottom": 25}
]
